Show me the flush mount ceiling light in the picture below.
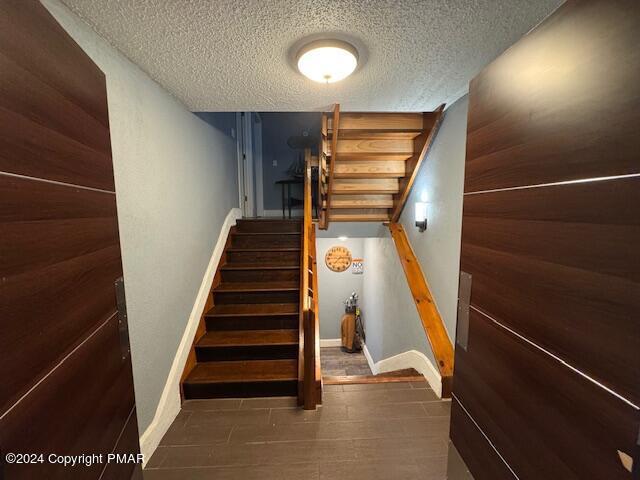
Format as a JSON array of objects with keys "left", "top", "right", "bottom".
[{"left": 296, "top": 39, "right": 358, "bottom": 84}]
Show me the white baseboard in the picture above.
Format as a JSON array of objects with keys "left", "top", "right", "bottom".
[
  {"left": 323, "top": 343, "right": 440, "bottom": 396},
  {"left": 366, "top": 348, "right": 442, "bottom": 398},
  {"left": 362, "top": 343, "right": 376, "bottom": 374},
  {"left": 262, "top": 208, "right": 303, "bottom": 218},
  {"left": 138, "top": 207, "right": 241, "bottom": 465}
]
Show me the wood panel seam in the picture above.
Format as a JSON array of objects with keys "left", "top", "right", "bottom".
[
  {"left": 453, "top": 394, "right": 520, "bottom": 480},
  {"left": 0, "top": 311, "right": 117, "bottom": 421},
  {"left": 469, "top": 305, "right": 640, "bottom": 410},
  {"left": 464, "top": 172, "right": 640, "bottom": 196},
  {"left": 0, "top": 170, "right": 116, "bottom": 194}
]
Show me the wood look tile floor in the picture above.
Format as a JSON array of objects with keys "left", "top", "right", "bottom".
[
  {"left": 320, "top": 346, "right": 373, "bottom": 376},
  {"left": 144, "top": 380, "right": 451, "bottom": 480}
]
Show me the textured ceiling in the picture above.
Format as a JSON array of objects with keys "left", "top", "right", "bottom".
[{"left": 60, "top": 0, "right": 563, "bottom": 111}]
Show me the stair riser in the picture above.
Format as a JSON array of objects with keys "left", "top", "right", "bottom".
[
  {"left": 183, "top": 380, "right": 298, "bottom": 399},
  {"left": 231, "top": 235, "right": 300, "bottom": 249},
  {"left": 221, "top": 269, "right": 299, "bottom": 283},
  {"left": 206, "top": 315, "right": 299, "bottom": 331},
  {"left": 328, "top": 112, "right": 425, "bottom": 130},
  {"left": 226, "top": 250, "right": 300, "bottom": 264},
  {"left": 213, "top": 290, "right": 299, "bottom": 304},
  {"left": 195, "top": 344, "right": 298, "bottom": 362},
  {"left": 236, "top": 221, "right": 301, "bottom": 233}
]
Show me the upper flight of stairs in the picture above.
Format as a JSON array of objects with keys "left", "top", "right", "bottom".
[
  {"left": 319, "top": 108, "right": 444, "bottom": 226},
  {"left": 182, "top": 219, "right": 301, "bottom": 399}
]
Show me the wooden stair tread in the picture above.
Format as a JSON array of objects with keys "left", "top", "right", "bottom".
[
  {"left": 328, "top": 138, "right": 414, "bottom": 155},
  {"left": 333, "top": 172, "right": 405, "bottom": 179},
  {"left": 329, "top": 129, "right": 422, "bottom": 139},
  {"left": 185, "top": 359, "right": 298, "bottom": 384},
  {"left": 214, "top": 281, "right": 298, "bottom": 292},
  {"left": 332, "top": 191, "right": 398, "bottom": 196},
  {"left": 328, "top": 112, "right": 424, "bottom": 130},
  {"left": 206, "top": 303, "right": 299, "bottom": 317},
  {"left": 239, "top": 218, "right": 301, "bottom": 222},
  {"left": 329, "top": 213, "right": 391, "bottom": 222},
  {"left": 221, "top": 263, "right": 299, "bottom": 270},
  {"left": 332, "top": 187, "right": 399, "bottom": 194},
  {"left": 197, "top": 330, "right": 298, "bottom": 348},
  {"left": 330, "top": 194, "right": 393, "bottom": 205},
  {"left": 332, "top": 179, "right": 399, "bottom": 195},
  {"left": 226, "top": 247, "right": 300, "bottom": 252},
  {"left": 330, "top": 153, "right": 414, "bottom": 161},
  {"left": 330, "top": 204, "right": 392, "bottom": 209},
  {"left": 233, "top": 232, "right": 301, "bottom": 236},
  {"left": 333, "top": 160, "right": 405, "bottom": 179},
  {"left": 323, "top": 368, "right": 424, "bottom": 385}
]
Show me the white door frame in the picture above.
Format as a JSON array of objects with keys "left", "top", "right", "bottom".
[
  {"left": 235, "top": 112, "right": 244, "bottom": 213},
  {"left": 253, "top": 113, "right": 264, "bottom": 217},
  {"left": 236, "top": 112, "right": 256, "bottom": 217}
]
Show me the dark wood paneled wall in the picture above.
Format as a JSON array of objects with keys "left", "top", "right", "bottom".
[
  {"left": 453, "top": 0, "right": 640, "bottom": 478},
  {"left": 0, "top": 1, "right": 140, "bottom": 479}
]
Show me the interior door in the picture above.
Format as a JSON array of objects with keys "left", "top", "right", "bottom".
[
  {"left": 0, "top": 1, "right": 140, "bottom": 479},
  {"left": 451, "top": 0, "right": 640, "bottom": 479}
]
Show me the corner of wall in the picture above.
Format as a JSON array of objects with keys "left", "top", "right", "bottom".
[
  {"left": 138, "top": 207, "right": 241, "bottom": 465},
  {"left": 362, "top": 343, "right": 377, "bottom": 374},
  {"left": 367, "top": 347, "right": 443, "bottom": 398}
]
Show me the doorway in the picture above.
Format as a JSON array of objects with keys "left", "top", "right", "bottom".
[{"left": 236, "top": 112, "right": 263, "bottom": 217}]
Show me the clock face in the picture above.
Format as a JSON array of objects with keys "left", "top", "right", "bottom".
[{"left": 325, "top": 246, "right": 352, "bottom": 272}]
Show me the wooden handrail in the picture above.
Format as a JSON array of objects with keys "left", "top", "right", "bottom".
[
  {"left": 318, "top": 113, "right": 328, "bottom": 225},
  {"left": 310, "top": 223, "right": 322, "bottom": 403},
  {"left": 390, "top": 104, "right": 445, "bottom": 222},
  {"left": 298, "top": 147, "right": 322, "bottom": 409},
  {"left": 388, "top": 222, "right": 454, "bottom": 397},
  {"left": 319, "top": 103, "right": 340, "bottom": 230}
]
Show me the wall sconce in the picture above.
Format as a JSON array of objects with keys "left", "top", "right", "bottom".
[{"left": 415, "top": 200, "right": 427, "bottom": 232}]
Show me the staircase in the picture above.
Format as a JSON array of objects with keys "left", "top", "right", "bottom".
[
  {"left": 182, "top": 219, "right": 302, "bottom": 399},
  {"left": 319, "top": 106, "right": 445, "bottom": 227}
]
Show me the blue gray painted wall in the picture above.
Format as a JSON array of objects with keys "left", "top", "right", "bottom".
[
  {"left": 398, "top": 96, "right": 468, "bottom": 339},
  {"left": 317, "top": 238, "right": 366, "bottom": 339}
]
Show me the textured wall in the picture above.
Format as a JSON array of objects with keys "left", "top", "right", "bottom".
[
  {"left": 42, "top": 0, "right": 239, "bottom": 433},
  {"left": 259, "top": 112, "right": 321, "bottom": 211},
  {"left": 316, "top": 238, "right": 365, "bottom": 339},
  {"left": 361, "top": 97, "right": 468, "bottom": 364},
  {"left": 399, "top": 96, "right": 468, "bottom": 339}
]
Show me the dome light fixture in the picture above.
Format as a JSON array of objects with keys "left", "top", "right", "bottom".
[{"left": 296, "top": 39, "right": 358, "bottom": 84}]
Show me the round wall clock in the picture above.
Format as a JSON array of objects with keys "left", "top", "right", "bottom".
[{"left": 325, "top": 246, "right": 352, "bottom": 272}]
